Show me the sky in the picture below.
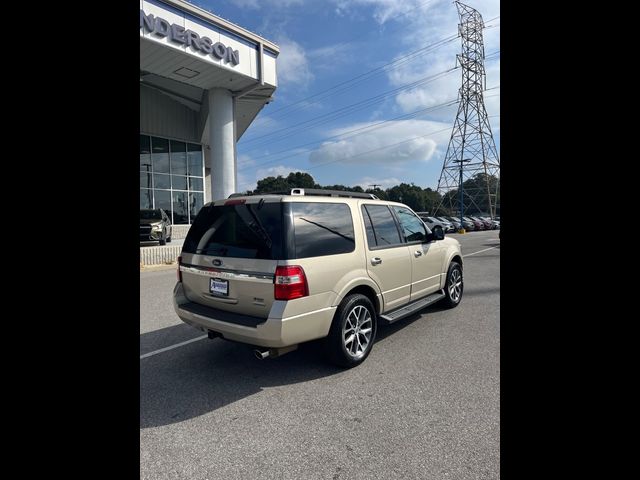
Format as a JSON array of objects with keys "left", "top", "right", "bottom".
[{"left": 191, "top": 0, "right": 500, "bottom": 192}]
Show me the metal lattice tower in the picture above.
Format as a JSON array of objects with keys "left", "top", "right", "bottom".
[{"left": 434, "top": 1, "right": 500, "bottom": 219}]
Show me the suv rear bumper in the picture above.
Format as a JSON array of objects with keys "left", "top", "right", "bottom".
[{"left": 173, "top": 282, "right": 336, "bottom": 348}]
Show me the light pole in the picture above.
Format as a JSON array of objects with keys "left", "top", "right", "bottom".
[{"left": 453, "top": 158, "right": 470, "bottom": 233}]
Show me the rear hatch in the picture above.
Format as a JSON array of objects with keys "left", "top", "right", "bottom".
[{"left": 179, "top": 198, "right": 284, "bottom": 318}]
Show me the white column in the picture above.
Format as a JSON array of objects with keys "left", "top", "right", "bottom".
[{"left": 208, "top": 88, "right": 236, "bottom": 200}]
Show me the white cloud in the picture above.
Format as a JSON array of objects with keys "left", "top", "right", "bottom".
[
  {"left": 275, "top": 36, "right": 314, "bottom": 87},
  {"left": 309, "top": 119, "right": 451, "bottom": 165},
  {"left": 333, "top": 0, "right": 426, "bottom": 24}
]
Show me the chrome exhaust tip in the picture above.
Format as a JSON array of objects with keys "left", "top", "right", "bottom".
[
  {"left": 254, "top": 349, "right": 270, "bottom": 360},
  {"left": 253, "top": 345, "right": 298, "bottom": 360}
]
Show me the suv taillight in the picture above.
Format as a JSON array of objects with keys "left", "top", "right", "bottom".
[
  {"left": 177, "top": 256, "right": 182, "bottom": 282},
  {"left": 274, "top": 265, "right": 309, "bottom": 300}
]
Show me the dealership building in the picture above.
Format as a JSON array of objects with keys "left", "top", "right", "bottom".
[{"left": 140, "top": 0, "right": 279, "bottom": 226}]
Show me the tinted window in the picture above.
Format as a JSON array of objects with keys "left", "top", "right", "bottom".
[
  {"left": 183, "top": 202, "right": 283, "bottom": 260},
  {"left": 140, "top": 189, "right": 152, "bottom": 209},
  {"left": 362, "top": 205, "right": 403, "bottom": 247},
  {"left": 173, "top": 191, "right": 189, "bottom": 224},
  {"left": 151, "top": 137, "right": 170, "bottom": 173},
  {"left": 292, "top": 202, "right": 355, "bottom": 258},
  {"left": 393, "top": 207, "right": 427, "bottom": 243},
  {"left": 170, "top": 140, "right": 187, "bottom": 175}
]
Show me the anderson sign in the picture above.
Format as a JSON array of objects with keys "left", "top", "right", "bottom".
[{"left": 140, "top": 10, "right": 240, "bottom": 66}]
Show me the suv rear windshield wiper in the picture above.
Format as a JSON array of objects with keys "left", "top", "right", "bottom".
[{"left": 238, "top": 204, "right": 273, "bottom": 248}]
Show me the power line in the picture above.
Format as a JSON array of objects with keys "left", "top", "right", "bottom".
[
  {"left": 240, "top": 54, "right": 499, "bottom": 153},
  {"left": 259, "top": 0, "right": 450, "bottom": 117},
  {"left": 261, "top": 34, "right": 460, "bottom": 121},
  {"left": 238, "top": 98, "right": 460, "bottom": 173},
  {"left": 261, "top": 13, "right": 500, "bottom": 121},
  {"left": 240, "top": 66, "right": 459, "bottom": 150},
  {"left": 237, "top": 92, "right": 499, "bottom": 180}
]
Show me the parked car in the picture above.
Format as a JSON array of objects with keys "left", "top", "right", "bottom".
[
  {"left": 465, "top": 216, "right": 485, "bottom": 230},
  {"left": 174, "top": 188, "right": 464, "bottom": 368},
  {"left": 140, "top": 208, "right": 172, "bottom": 245},
  {"left": 456, "top": 217, "right": 476, "bottom": 231},
  {"left": 436, "top": 217, "right": 458, "bottom": 231},
  {"left": 424, "top": 216, "right": 455, "bottom": 233},
  {"left": 442, "top": 216, "right": 462, "bottom": 231},
  {"left": 480, "top": 216, "right": 500, "bottom": 229},
  {"left": 471, "top": 216, "right": 493, "bottom": 230},
  {"left": 415, "top": 212, "right": 449, "bottom": 234}
]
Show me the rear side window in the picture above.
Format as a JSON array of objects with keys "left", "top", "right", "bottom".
[
  {"left": 291, "top": 202, "right": 355, "bottom": 258},
  {"left": 361, "top": 204, "right": 403, "bottom": 248},
  {"left": 182, "top": 202, "right": 283, "bottom": 259}
]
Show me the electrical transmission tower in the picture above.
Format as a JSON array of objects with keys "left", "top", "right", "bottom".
[{"left": 434, "top": 1, "right": 500, "bottom": 219}]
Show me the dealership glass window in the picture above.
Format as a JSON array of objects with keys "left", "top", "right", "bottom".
[
  {"left": 154, "top": 173, "right": 171, "bottom": 190},
  {"left": 140, "top": 136, "right": 151, "bottom": 171},
  {"left": 140, "top": 172, "right": 153, "bottom": 189},
  {"left": 187, "top": 143, "right": 203, "bottom": 176},
  {"left": 170, "top": 140, "right": 188, "bottom": 175},
  {"left": 173, "top": 191, "right": 189, "bottom": 224},
  {"left": 151, "top": 137, "right": 170, "bottom": 173},
  {"left": 154, "top": 190, "right": 172, "bottom": 214},
  {"left": 140, "top": 134, "right": 204, "bottom": 224},
  {"left": 172, "top": 175, "right": 188, "bottom": 191},
  {"left": 140, "top": 189, "right": 152, "bottom": 209},
  {"left": 189, "top": 177, "right": 203, "bottom": 191},
  {"left": 189, "top": 192, "right": 204, "bottom": 219}
]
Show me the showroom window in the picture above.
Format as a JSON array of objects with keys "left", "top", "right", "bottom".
[{"left": 140, "top": 134, "right": 205, "bottom": 224}]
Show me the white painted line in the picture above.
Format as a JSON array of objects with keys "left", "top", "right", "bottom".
[
  {"left": 140, "top": 335, "right": 207, "bottom": 360},
  {"left": 463, "top": 245, "right": 499, "bottom": 258}
]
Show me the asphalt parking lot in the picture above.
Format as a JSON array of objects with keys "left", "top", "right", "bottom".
[{"left": 140, "top": 230, "right": 500, "bottom": 480}]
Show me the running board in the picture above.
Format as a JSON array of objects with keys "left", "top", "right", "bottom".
[{"left": 379, "top": 291, "right": 446, "bottom": 324}]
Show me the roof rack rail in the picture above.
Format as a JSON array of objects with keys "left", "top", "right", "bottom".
[{"left": 267, "top": 188, "right": 379, "bottom": 200}]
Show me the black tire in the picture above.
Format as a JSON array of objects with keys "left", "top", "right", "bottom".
[
  {"left": 166, "top": 236, "right": 172, "bottom": 243},
  {"left": 441, "top": 262, "right": 463, "bottom": 308},
  {"left": 326, "top": 294, "right": 377, "bottom": 368},
  {"left": 159, "top": 231, "right": 167, "bottom": 246}
]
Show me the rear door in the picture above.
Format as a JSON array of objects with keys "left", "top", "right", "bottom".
[
  {"left": 360, "top": 203, "right": 412, "bottom": 311},
  {"left": 179, "top": 199, "right": 283, "bottom": 318}
]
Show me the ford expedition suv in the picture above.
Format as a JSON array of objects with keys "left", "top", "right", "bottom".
[{"left": 173, "top": 189, "right": 463, "bottom": 368}]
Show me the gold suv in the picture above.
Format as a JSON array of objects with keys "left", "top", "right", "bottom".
[{"left": 173, "top": 189, "right": 463, "bottom": 367}]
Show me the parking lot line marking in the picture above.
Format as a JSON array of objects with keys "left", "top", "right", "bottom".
[
  {"left": 140, "top": 335, "right": 208, "bottom": 360},
  {"left": 463, "top": 246, "right": 499, "bottom": 258}
]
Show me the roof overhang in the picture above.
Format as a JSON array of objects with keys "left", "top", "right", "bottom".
[{"left": 139, "top": 0, "right": 279, "bottom": 141}]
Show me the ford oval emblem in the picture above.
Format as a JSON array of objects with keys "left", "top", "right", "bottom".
[{"left": 212, "top": 259, "right": 222, "bottom": 266}]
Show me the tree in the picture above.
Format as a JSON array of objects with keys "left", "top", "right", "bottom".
[
  {"left": 253, "top": 171, "right": 317, "bottom": 194},
  {"left": 286, "top": 172, "right": 317, "bottom": 189},
  {"left": 253, "top": 175, "right": 291, "bottom": 194},
  {"left": 387, "top": 183, "right": 426, "bottom": 212}
]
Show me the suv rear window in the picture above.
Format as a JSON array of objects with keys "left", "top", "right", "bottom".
[
  {"left": 182, "top": 203, "right": 284, "bottom": 259},
  {"left": 290, "top": 202, "right": 355, "bottom": 258}
]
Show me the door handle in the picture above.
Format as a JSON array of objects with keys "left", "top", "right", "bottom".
[
  {"left": 371, "top": 257, "right": 382, "bottom": 265},
  {"left": 414, "top": 250, "right": 423, "bottom": 257}
]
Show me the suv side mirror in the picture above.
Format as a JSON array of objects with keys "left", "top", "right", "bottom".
[{"left": 431, "top": 228, "right": 445, "bottom": 241}]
